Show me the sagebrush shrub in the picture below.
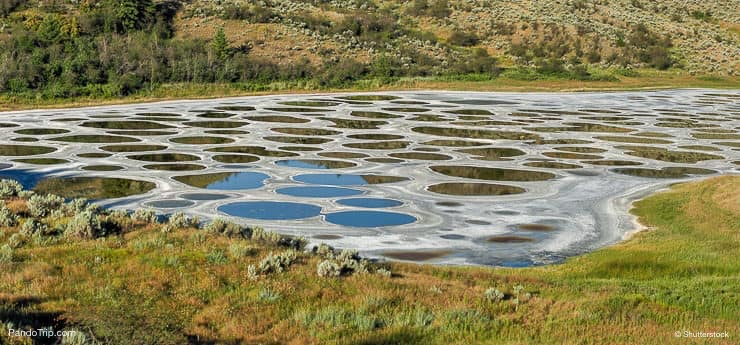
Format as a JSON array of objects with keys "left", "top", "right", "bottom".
[
  {"left": 0, "top": 201, "right": 18, "bottom": 227},
  {"left": 251, "top": 227, "right": 306, "bottom": 249},
  {"left": 65, "top": 211, "right": 104, "bottom": 239},
  {"left": 131, "top": 209, "right": 158, "bottom": 223},
  {"left": 27, "top": 194, "right": 65, "bottom": 218},
  {"left": 257, "top": 250, "right": 298, "bottom": 274},
  {"left": 107, "top": 209, "right": 132, "bottom": 230},
  {"left": 0, "top": 179, "right": 23, "bottom": 198},
  {"left": 63, "top": 198, "right": 89, "bottom": 216},
  {"left": 314, "top": 243, "right": 335, "bottom": 259},
  {"left": 18, "top": 190, "right": 35, "bottom": 199},
  {"left": 251, "top": 226, "right": 280, "bottom": 242},
  {"left": 7, "top": 233, "right": 24, "bottom": 248},
  {"left": 20, "top": 219, "right": 47, "bottom": 237},
  {"left": 167, "top": 212, "right": 199, "bottom": 229},
  {"left": 376, "top": 268, "right": 392, "bottom": 278},
  {"left": 0, "top": 244, "right": 14, "bottom": 263},
  {"left": 317, "top": 259, "right": 342, "bottom": 278},
  {"left": 204, "top": 218, "right": 244, "bottom": 237},
  {"left": 484, "top": 287, "right": 505, "bottom": 302}
]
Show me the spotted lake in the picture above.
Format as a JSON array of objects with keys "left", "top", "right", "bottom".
[{"left": 1, "top": 90, "right": 737, "bottom": 266}]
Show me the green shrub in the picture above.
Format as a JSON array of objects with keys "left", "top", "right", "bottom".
[
  {"left": 448, "top": 29, "right": 479, "bottom": 46},
  {"left": 257, "top": 250, "right": 298, "bottom": 274},
  {"left": 27, "top": 194, "right": 65, "bottom": 218},
  {"left": 257, "top": 287, "right": 281, "bottom": 302},
  {"left": 65, "top": 210, "right": 104, "bottom": 239},
  {"left": 107, "top": 209, "right": 133, "bottom": 230},
  {"left": 626, "top": 24, "right": 673, "bottom": 69},
  {"left": 251, "top": 227, "right": 306, "bottom": 249},
  {"left": 20, "top": 218, "right": 47, "bottom": 237},
  {"left": 317, "top": 259, "right": 342, "bottom": 278},
  {"left": 453, "top": 48, "right": 498, "bottom": 74},
  {"left": 63, "top": 198, "right": 90, "bottom": 216},
  {"left": 484, "top": 287, "right": 505, "bottom": 302},
  {"left": 228, "top": 243, "right": 256, "bottom": 259},
  {"left": 315, "top": 249, "right": 370, "bottom": 277},
  {"left": 18, "top": 190, "right": 35, "bottom": 199},
  {"left": 376, "top": 268, "right": 392, "bottom": 277},
  {"left": 247, "top": 264, "right": 258, "bottom": 281},
  {"left": 0, "top": 244, "right": 14, "bottom": 263},
  {"left": 0, "top": 179, "right": 23, "bottom": 198},
  {"left": 407, "top": 0, "right": 450, "bottom": 18},
  {"left": 131, "top": 208, "right": 158, "bottom": 224},
  {"left": 204, "top": 218, "right": 245, "bottom": 237},
  {"left": 0, "top": 201, "right": 18, "bottom": 227},
  {"left": 206, "top": 249, "right": 228, "bottom": 264},
  {"left": 314, "top": 243, "right": 335, "bottom": 259},
  {"left": 162, "top": 212, "right": 199, "bottom": 233},
  {"left": 7, "top": 233, "right": 23, "bottom": 248}
]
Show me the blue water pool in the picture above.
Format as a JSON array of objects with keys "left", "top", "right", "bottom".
[
  {"left": 174, "top": 172, "right": 269, "bottom": 190},
  {"left": 293, "top": 174, "right": 408, "bottom": 186},
  {"left": 336, "top": 198, "right": 403, "bottom": 208},
  {"left": 276, "top": 186, "right": 364, "bottom": 198},
  {"left": 218, "top": 201, "right": 322, "bottom": 220},
  {"left": 325, "top": 211, "right": 416, "bottom": 227}
]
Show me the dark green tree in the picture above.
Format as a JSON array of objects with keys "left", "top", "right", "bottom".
[{"left": 211, "top": 27, "right": 229, "bottom": 61}]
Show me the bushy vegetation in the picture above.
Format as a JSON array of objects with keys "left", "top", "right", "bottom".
[{"left": 0, "top": 0, "right": 716, "bottom": 103}]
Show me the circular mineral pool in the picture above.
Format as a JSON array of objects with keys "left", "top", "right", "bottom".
[
  {"left": 145, "top": 200, "right": 196, "bottom": 208},
  {"left": 336, "top": 198, "right": 403, "bottom": 208},
  {"left": 293, "top": 174, "right": 408, "bottom": 186},
  {"left": 325, "top": 211, "right": 416, "bottom": 227},
  {"left": 180, "top": 193, "right": 230, "bottom": 201},
  {"left": 218, "top": 201, "right": 322, "bottom": 220},
  {"left": 276, "top": 186, "right": 364, "bottom": 198},
  {"left": 173, "top": 172, "right": 270, "bottom": 190}
]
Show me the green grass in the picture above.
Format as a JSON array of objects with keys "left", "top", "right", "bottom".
[
  {"left": 1, "top": 69, "right": 737, "bottom": 112},
  {"left": 0, "top": 176, "right": 738, "bottom": 344}
]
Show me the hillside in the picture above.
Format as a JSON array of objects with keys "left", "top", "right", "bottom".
[
  {"left": 0, "top": 0, "right": 737, "bottom": 101},
  {"left": 176, "top": 0, "right": 739, "bottom": 74}
]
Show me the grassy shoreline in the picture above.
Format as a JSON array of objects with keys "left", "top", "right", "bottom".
[
  {"left": 0, "top": 176, "right": 738, "bottom": 344},
  {"left": 1, "top": 71, "right": 738, "bottom": 112}
]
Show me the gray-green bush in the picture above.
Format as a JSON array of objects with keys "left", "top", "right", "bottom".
[
  {"left": 204, "top": 218, "right": 245, "bottom": 237},
  {"left": 0, "top": 179, "right": 23, "bottom": 198},
  {"left": 27, "top": 194, "right": 65, "bottom": 218},
  {"left": 257, "top": 250, "right": 298, "bottom": 274},
  {"left": 0, "top": 201, "right": 18, "bottom": 227},
  {"left": 65, "top": 211, "right": 104, "bottom": 239},
  {"left": 131, "top": 208, "right": 158, "bottom": 223}
]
